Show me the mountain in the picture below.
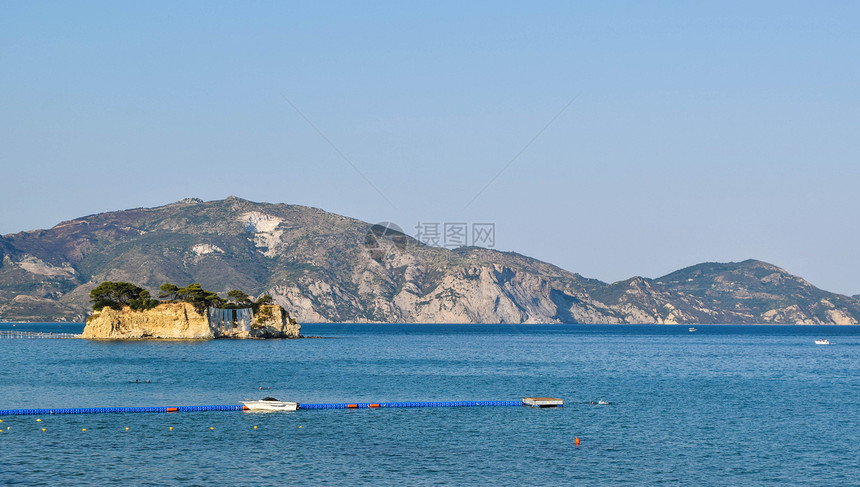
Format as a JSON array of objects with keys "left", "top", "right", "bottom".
[{"left": 1, "top": 197, "right": 858, "bottom": 324}]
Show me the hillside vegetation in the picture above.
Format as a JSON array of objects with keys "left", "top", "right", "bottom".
[{"left": 1, "top": 197, "right": 858, "bottom": 324}]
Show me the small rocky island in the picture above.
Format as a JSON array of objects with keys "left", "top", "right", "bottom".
[{"left": 81, "top": 281, "right": 300, "bottom": 339}]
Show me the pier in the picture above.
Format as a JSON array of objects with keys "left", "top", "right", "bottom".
[{"left": 0, "top": 330, "right": 80, "bottom": 339}]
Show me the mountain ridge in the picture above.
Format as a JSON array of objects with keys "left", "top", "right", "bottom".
[{"left": 1, "top": 197, "right": 858, "bottom": 324}]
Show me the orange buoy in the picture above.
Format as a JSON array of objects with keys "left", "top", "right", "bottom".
[{"left": 575, "top": 437, "right": 580, "bottom": 446}]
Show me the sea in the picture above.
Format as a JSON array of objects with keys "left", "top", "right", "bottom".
[{"left": 1, "top": 323, "right": 858, "bottom": 486}]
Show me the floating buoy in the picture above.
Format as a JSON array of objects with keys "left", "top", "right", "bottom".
[
  {"left": 253, "top": 426, "right": 258, "bottom": 429},
  {"left": 298, "top": 425, "right": 302, "bottom": 428},
  {"left": 210, "top": 427, "right": 214, "bottom": 430},
  {"left": 575, "top": 436, "right": 580, "bottom": 446},
  {"left": 82, "top": 428, "right": 86, "bottom": 432},
  {"left": 36, "top": 418, "right": 41, "bottom": 422},
  {"left": 169, "top": 427, "right": 173, "bottom": 430},
  {"left": 125, "top": 427, "right": 129, "bottom": 431},
  {"left": 41, "top": 428, "right": 46, "bottom": 432}
]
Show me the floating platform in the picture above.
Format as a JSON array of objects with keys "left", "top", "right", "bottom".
[{"left": 522, "top": 397, "right": 564, "bottom": 408}]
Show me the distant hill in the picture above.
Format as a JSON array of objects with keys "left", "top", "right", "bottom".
[{"left": 1, "top": 197, "right": 858, "bottom": 324}]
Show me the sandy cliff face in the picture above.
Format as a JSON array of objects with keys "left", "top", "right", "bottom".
[
  {"left": 82, "top": 302, "right": 213, "bottom": 339},
  {"left": 82, "top": 303, "right": 300, "bottom": 339}
]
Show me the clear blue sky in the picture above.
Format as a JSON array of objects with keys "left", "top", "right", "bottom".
[{"left": 2, "top": 1, "right": 858, "bottom": 294}]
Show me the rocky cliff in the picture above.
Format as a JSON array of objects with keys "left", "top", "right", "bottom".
[
  {"left": 81, "top": 303, "right": 300, "bottom": 339},
  {"left": 245, "top": 304, "right": 301, "bottom": 339},
  {"left": 2, "top": 197, "right": 859, "bottom": 324}
]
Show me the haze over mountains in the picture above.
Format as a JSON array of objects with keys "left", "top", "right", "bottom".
[{"left": 1, "top": 197, "right": 858, "bottom": 324}]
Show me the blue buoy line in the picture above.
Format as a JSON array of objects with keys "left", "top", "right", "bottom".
[
  {"left": 0, "top": 400, "right": 526, "bottom": 417},
  {"left": 299, "top": 401, "right": 522, "bottom": 409},
  {"left": 0, "top": 405, "right": 244, "bottom": 416}
]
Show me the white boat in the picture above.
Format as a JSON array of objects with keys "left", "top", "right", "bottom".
[
  {"left": 689, "top": 328, "right": 697, "bottom": 332},
  {"left": 242, "top": 397, "right": 299, "bottom": 411},
  {"left": 598, "top": 400, "right": 610, "bottom": 405},
  {"left": 814, "top": 339, "right": 830, "bottom": 345}
]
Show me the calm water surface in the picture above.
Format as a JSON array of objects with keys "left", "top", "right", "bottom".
[{"left": 1, "top": 323, "right": 858, "bottom": 486}]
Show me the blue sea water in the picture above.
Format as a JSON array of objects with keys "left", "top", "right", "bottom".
[{"left": 1, "top": 323, "right": 858, "bottom": 486}]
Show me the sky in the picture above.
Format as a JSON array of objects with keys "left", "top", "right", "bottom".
[{"left": 1, "top": 1, "right": 858, "bottom": 294}]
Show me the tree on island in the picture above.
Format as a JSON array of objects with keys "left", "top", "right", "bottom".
[
  {"left": 252, "top": 294, "right": 274, "bottom": 313},
  {"left": 158, "top": 283, "right": 180, "bottom": 301},
  {"left": 175, "top": 283, "right": 225, "bottom": 312},
  {"left": 223, "top": 290, "right": 274, "bottom": 312},
  {"left": 227, "top": 289, "right": 251, "bottom": 306},
  {"left": 90, "top": 281, "right": 159, "bottom": 311},
  {"left": 91, "top": 281, "right": 276, "bottom": 315}
]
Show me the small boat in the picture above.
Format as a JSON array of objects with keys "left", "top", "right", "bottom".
[
  {"left": 242, "top": 397, "right": 298, "bottom": 411},
  {"left": 597, "top": 400, "right": 610, "bottom": 406},
  {"left": 689, "top": 328, "right": 697, "bottom": 332},
  {"left": 814, "top": 339, "right": 830, "bottom": 345}
]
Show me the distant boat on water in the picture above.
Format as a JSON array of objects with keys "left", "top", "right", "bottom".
[
  {"left": 814, "top": 339, "right": 830, "bottom": 345},
  {"left": 689, "top": 328, "right": 697, "bottom": 332}
]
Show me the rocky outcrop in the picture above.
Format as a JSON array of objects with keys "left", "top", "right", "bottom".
[
  {"left": 256, "top": 304, "right": 301, "bottom": 337},
  {"left": 81, "top": 302, "right": 300, "bottom": 339},
  {"left": 82, "top": 302, "right": 212, "bottom": 339}
]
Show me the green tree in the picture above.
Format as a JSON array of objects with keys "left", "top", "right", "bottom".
[
  {"left": 177, "top": 283, "right": 225, "bottom": 312},
  {"left": 252, "top": 294, "right": 274, "bottom": 313},
  {"left": 90, "top": 281, "right": 158, "bottom": 311},
  {"left": 129, "top": 289, "right": 160, "bottom": 311},
  {"left": 227, "top": 289, "right": 250, "bottom": 305},
  {"left": 158, "top": 283, "right": 180, "bottom": 301}
]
